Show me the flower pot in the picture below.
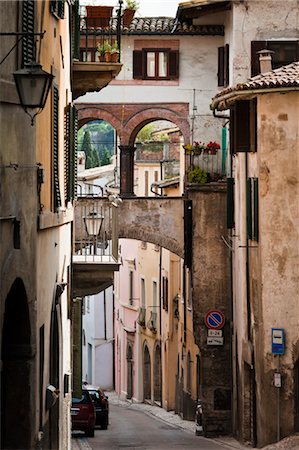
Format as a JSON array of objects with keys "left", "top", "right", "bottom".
[
  {"left": 209, "top": 149, "right": 217, "bottom": 155},
  {"left": 85, "top": 6, "right": 113, "bottom": 27},
  {"left": 122, "top": 8, "right": 135, "bottom": 27},
  {"left": 110, "top": 52, "right": 119, "bottom": 63},
  {"left": 98, "top": 54, "right": 105, "bottom": 62},
  {"left": 105, "top": 51, "right": 111, "bottom": 63}
]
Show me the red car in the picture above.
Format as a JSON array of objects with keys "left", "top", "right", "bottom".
[
  {"left": 83, "top": 384, "right": 109, "bottom": 429},
  {"left": 71, "top": 390, "right": 96, "bottom": 437}
]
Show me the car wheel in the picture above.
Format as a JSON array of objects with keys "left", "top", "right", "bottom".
[
  {"left": 85, "top": 428, "right": 95, "bottom": 437},
  {"left": 101, "top": 414, "right": 108, "bottom": 430}
]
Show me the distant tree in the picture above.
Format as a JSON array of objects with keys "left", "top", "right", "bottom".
[
  {"left": 81, "top": 130, "right": 100, "bottom": 169},
  {"left": 136, "top": 124, "right": 155, "bottom": 142},
  {"left": 101, "top": 148, "right": 111, "bottom": 166}
]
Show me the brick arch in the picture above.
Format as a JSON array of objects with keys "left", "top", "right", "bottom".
[
  {"left": 75, "top": 103, "right": 190, "bottom": 144},
  {"left": 124, "top": 107, "right": 190, "bottom": 146},
  {"left": 76, "top": 106, "right": 122, "bottom": 132}
]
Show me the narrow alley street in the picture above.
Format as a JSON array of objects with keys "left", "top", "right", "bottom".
[{"left": 72, "top": 403, "right": 239, "bottom": 450}]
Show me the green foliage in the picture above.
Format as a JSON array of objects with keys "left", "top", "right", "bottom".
[
  {"left": 101, "top": 148, "right": 111, "bottom": 166},
  {"left": 81, "top": 130, "right": 100, "bottom": 169},
  {"left": 125, "top": 0, "right": 139, "bottom": 10},
  {"left": 187, "top": 166, "right": 207, "bottom": 184},
  {"left": 78, "top": 120, "right": 115, "bottom": 167},
  {"left": 136, "top": 124, "right": 155, "bottom": 143}
]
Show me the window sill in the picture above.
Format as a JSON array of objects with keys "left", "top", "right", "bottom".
[
  {"left": 38, "top": 207, "right": 74, "bottom": 230},
  {"left": 111, "top": 79, "right": 179, "bottom": 86}
]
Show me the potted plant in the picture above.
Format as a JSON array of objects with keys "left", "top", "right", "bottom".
[
  {"left": 102, "top": 40, "right": 112, "bottom": 62},
  {"left": 187, "top": 166, "right": 208, "bottom": 184},
  {"left": 110, "top": 41, "right": 120, "bottom": 63},
  {"left": 206, "top": 141, "right": 220, "bottom": 155},
  {"left": 122, "top": 0, "right": 139, "bottom": 27},
  {"left": 96, "top": 42, "right": 106, "bottom": 62}
]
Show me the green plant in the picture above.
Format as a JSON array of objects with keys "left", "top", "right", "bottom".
[
  {"left": 111, "top": 41, "right": 119, "bottom": 54},
  {"left": 187, "top": 166, "right": 207, "bottom": 184},
  {"left": 125, "top": 0, "right": 139, "bottom": 10},
  {"left": 102, "top": 40, "right": 112, "bottom": 53},
  {"left": 96, "top": 42, "right": 105, "bottom": 56}
]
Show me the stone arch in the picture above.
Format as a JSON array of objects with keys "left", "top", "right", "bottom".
[
  {"left": 1, "top": 278, "right": 32, "bottom": 449},
  {"left": 124, "top": 107, "right": 190, "bottom": 146},
  {"left": 143, "top": 342, "right": 151, "bottom": 401},
  {"left": 153, "top": 343, "right": 162, "bottom": 403}
]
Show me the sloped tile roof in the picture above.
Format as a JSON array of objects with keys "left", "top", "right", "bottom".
[
  {"left": 212, "top": 61, "right": 299, "bottom": 109},
  {"left": 81, "top": 17, "right": 224, "bottom": 35}
]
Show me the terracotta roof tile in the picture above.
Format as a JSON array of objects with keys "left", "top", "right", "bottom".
[
  {"left": 212, "top": 61, "right": 299, "bottom": 109},
  {"left": 81, "top": 16, "right": 224, "bottom": 35}
]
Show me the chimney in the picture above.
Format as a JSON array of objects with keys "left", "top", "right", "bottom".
[{"left": 257, "top": 49, "right": 274, "bottom": 74}]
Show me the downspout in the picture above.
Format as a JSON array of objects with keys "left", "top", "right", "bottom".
[
  {"left": 104, "top": 290, "right": 107, "bottom": 341},
  {"left": 112, "top": 289, "right": 115, "bottom": 390},
  {"left": 159, "top": 245, "right": 163, "bottom": 405}
]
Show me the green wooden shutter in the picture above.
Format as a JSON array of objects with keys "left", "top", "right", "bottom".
[
  {"left": 22, "top": 0, "right": 35, "bottom": 65},
  {"left": 64, "top": 105, "right": 70, "bottom": 205},
  {"left": 72, "top": 0, "right": 80, "bottom": 61},
  {"left": 253, "top": 178, "right": 259, "bottom": 241},
  {"left": 246, "top": 178, "right": 252, "bottom": 240},
  {"left": 227, "top": 178, "right": 234, "bottom": 229},
  {"left": 72, "top": 106, "right": 78, "bottom": 200},
  {"left": 64, "top": 104, "right": 78, "bottom": 203},
  {"left": 51, "top": 0, "right": 65, "bottom": 19},
  {"left": 53, "top": 86, "right": 61, "bottom": 209}
]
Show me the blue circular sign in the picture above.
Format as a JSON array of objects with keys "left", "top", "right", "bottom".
[{"left": 204, "top": 310, "right": 225, "bottom": 329}]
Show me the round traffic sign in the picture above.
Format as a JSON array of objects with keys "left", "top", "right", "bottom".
[{"left": 204, "top": 310, "right": 225, "bottom": 330}]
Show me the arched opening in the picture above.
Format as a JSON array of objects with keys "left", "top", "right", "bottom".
[
  {"left": 153, "top": 344, "right": 162, "bottom": 404},
  {"left": 1, "top": 278, "right": 32, "bottom": 449},
  {"left": 126, "top": 343, "right": 134, "bottom": 399},
  {"left": 77, "top": 119, "right": 117, "bottom": 196},
  {"left": 133, "top": 120, "right": 182, "bottom": 198},
  {"left": 143, "top": 344, "right": 151, "bottom": 401},
  {"left": 49, "top": 297, "right": 61, "bottom": 450}
]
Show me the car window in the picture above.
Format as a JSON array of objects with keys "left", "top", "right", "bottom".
[
  {"left": 88, "top": 390, "right": 101, "bottom": 405},
  {"left": 72, "top": 391, "right": 90, "bottom": 404}
]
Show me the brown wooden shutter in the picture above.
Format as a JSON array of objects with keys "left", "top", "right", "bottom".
[
  {"left": 227, "top": 177, "right": 234, "bottom": 229},
  {"left": 133, "top": 50, "right": 143, "bottom": 79},
  {"left": 218, "top": 47, "right": 224, "bottom": 86},
  {"left": 229, "top": 107, "right": 235, "bottom": 154},
  {"left": 249, "top": 99, "right": 257, "bottom": 152},
  {"left": 235, "top": 100, "right": 250, "bottom": 152},
  {"left": 224, "top": 44, "right": 229, "bottom": 86},
  {"left": 22, "top": 0, "right": 35, "bottom": 66},
  {"left": 251, "top": 40, "right": 267, "bottom": 76},
  {"left": 169, "top": 50, "right": 179, "bottom": 79},
  {"left": 53, "top": 86, "right": 61, "bottom": 209}
]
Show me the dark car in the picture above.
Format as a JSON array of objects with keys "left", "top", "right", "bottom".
[
  {"left": 71, "top": 390, "right": 96, "bottom": 437},
  {"left": 83, "top": 384, "right": 109, "bottom": 429}
]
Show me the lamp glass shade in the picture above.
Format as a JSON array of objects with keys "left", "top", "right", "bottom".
[
  {"left": 84, "top": 212, "right": 104, "bottom": 236},
  {"left": 13, "top": 62, "right": 54, "bottom": 109}
]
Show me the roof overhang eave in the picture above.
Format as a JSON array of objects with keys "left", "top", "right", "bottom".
[{"left": 211, "top": 86, "right": 299, "bottom": 111}]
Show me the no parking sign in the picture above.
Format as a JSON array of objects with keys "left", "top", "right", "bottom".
[{"left": 204, "top": 309, "right": 225, "bottom": 330}]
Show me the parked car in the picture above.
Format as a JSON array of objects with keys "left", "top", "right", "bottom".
[
  {"left": 83, "top": 384, "right": 109, "bottom": 429},
  {"left": 71, "top": 390, "right": 96, "bottom": 437}
]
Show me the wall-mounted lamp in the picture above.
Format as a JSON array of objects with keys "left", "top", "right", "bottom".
[
  {"left": 83, "top": 211, "right": 104, "bottom": 255},
  {"left": 13, "top": 61, "right": 54, "bottom": 126}
]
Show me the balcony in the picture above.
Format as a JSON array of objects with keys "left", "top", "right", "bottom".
[
  {"left": 73, "top": 196, "right": 119, "bottom": 297},
  {"left": 185, "top": 143, "right": 227, "bottom": 187},
  {"left": 72, "top": 5, "right": 123, "bottom": 99},
  {"left": 137, "top": 307, "right": 146, "bottom": 327},
  {"left": 147, "top": 309, "right": 158, "bottom": 333}
]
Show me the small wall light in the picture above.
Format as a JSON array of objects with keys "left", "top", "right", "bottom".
[{"left": 13, "top": 61, "right": 54, "bottom": 125}]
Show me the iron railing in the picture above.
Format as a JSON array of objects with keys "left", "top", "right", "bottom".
[
  {"left": 185, "top": 149, "right": 227, "bottom": 183},
  {"left": 73, "top": 196, "right": 118, "bottom": 263}
]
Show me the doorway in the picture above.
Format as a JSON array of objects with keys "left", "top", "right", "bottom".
[
  {"left": 127, "top": 344, "right": 133, "bottom": 399},
  {"left": 143, "top": 345, "right": 151, "bottom": 401}
]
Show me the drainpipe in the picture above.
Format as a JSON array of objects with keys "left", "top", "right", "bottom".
[{"left": 159, "top": 245, "right": 163, "bottom": 405}]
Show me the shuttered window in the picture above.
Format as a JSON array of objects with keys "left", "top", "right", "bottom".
[
  {"left": 251, "top": 40, "right": 299, "bottom": 76},
  {"left": 133, "top": 49, "right": 179, "bottom": 80},
  {"left": 162, "top": 276, "right": 168, "bottom": 311},
  {"left": 50, "top": 0, "right": 65, "bottom": 19},
  {"left": 218, "top": 44, "right": 229, "bottom": 87},
  {"left": 232, "top": 99, "right": 257, "bottom": 153},
  {"left": 53, "top": 86, "right": 61, "bottom": 210},
  {"left": 246, "top": 178, "right": 259, "bottom": 241},
  {"left": 227, "top": 177, "right": 234, "bottom": 229},
  {"left": 22, "top": 0, "right": 35, "bottom": 65},
  {"left": 64, "top": 104, "right": 78, "bottom": 204},
  {"left": 71, "top": 0, "right": 80, "bottom": 60}
]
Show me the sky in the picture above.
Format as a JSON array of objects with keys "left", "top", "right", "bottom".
[{"left": 81, "top": 0, "right": 179, "bottom": 17}]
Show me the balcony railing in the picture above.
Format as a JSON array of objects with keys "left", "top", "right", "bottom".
[
  {"left": 147, "top": 309, "right": 158, "bottom": 333},
  {"left": 185, "top": 148, "right": 227, "bottom": 184},
  {"left": 137, "top": 307, "right": 146, "bottom": 327},
  {"left": 73, "top": 196, "right": 118, "bottom": 263}
]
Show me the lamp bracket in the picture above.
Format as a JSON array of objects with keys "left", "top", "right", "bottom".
[{"left": 0, "top": 31, "right": 46, "bottom": 66}]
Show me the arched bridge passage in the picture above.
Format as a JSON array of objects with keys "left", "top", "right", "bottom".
[
  {"left": 74, "top": 197, "right": 184, "bottom": 258},
  {"left": 75, "top": 103, "right": 191, "bottom": 146},
  {"left": 118, "top": 197, "right": 184, "bottom": 258}
]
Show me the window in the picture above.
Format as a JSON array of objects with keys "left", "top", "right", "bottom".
[
  {"left": 246, "top": 178, "right": 259, "bottom": 241},
  {"left": 144, "top": 171, "right": 149, "bottom": 196},
  {"left": 251, "top": 40, "right": 299, "bottom": 76},
  {"left": 133, "top": 48, "right": 179, "bottom": 80},
  {"left": 22, "top": 0, "right": 35, "bottom": 66},
  {"left": 153, "top": 281, "right": 157, "bottom": 308},
  {"left": 50, "top": 0, "right": 65, "bottom": 19},
  {"left": 129, "top": 270, "right": 134, "bottom": 306},
  {"left": 141, "top": 278, "right": 145, "bottom": 307},
  {"left": 230, "top": 99, "right": 257, "bottom": 153},
  {"left": 162, "top": 276, "right": 168, "bottom": 311},
  {"left": 226, "top": 177, "right": 235, "bottom": 229},
  {"left": 53, "top": 86, "right": 62, "bottom": 210},
  {"left": 218, "top": 44, "right": 229, "bottom": 87},
  {"left": 64, "top": 104, "right": 78, "bottom": 204}
]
